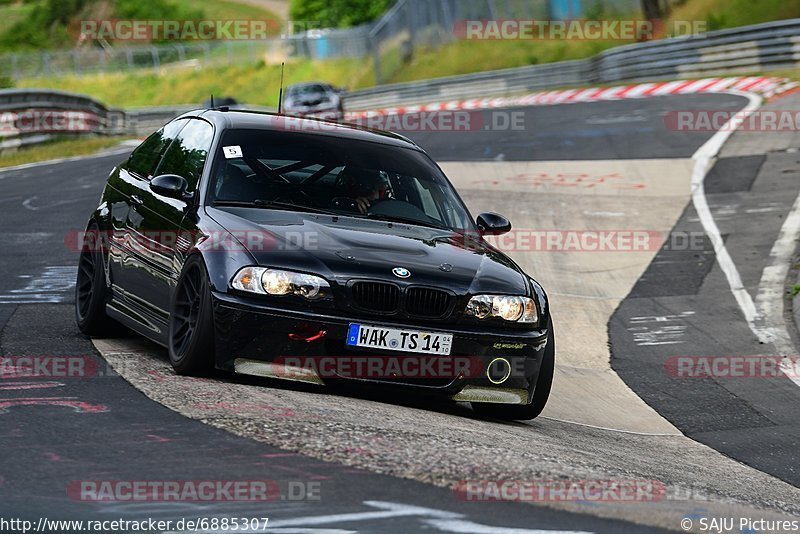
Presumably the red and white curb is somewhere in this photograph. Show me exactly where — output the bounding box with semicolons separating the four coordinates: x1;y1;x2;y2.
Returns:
346;76;798;120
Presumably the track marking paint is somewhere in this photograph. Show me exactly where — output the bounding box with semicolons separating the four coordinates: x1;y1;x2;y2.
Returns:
627;312;695;346
0;266;77;304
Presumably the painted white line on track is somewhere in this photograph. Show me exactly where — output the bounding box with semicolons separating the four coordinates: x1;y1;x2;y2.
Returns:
756;191;800;384
424;518;593;533
259;501;592;534
264;501;460;528
690;90;800;388
691;91;761;330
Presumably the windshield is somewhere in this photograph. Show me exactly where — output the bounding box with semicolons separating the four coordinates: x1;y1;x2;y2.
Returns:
208;128;475;231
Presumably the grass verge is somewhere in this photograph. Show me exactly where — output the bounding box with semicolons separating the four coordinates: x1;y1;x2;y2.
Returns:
0;135;130;168
17;57;374;108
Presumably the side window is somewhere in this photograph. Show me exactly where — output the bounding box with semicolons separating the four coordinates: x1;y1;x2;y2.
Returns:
155;119;214;192
126;120;185;179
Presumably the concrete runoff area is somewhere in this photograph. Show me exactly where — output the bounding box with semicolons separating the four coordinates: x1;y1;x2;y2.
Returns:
442;159;692;433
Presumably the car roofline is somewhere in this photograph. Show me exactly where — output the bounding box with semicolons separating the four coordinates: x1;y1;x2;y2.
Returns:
179;108;421;150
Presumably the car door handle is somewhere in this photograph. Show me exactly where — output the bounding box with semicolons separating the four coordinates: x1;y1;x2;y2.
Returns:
130;195;144;206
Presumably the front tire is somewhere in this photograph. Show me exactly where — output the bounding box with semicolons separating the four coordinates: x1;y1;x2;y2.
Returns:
168;256;215;376
472;322;555;421
75;224;114;336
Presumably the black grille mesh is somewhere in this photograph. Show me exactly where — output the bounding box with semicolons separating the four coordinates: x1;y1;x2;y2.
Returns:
351;282;400;312
405;287;451;317
350;282;452;318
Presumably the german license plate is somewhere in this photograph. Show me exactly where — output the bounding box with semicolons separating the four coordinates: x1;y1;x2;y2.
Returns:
346;324;453;355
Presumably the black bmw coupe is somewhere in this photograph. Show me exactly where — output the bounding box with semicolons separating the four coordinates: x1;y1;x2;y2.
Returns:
76;109;554;420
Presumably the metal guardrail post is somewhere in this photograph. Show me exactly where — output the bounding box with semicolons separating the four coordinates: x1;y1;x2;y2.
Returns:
487;0;498;20
150;46;160;71
406;0;416;48
371;33;382;86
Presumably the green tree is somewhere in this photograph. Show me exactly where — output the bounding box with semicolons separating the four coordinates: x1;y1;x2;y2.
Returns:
289;0;393;28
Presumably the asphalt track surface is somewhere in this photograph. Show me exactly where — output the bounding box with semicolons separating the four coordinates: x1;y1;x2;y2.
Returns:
1;94;799;532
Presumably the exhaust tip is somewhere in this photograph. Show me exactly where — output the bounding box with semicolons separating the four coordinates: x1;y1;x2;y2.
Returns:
486;357;512;384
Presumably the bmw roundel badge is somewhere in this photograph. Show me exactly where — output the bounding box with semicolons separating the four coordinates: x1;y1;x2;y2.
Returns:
392;267;411;278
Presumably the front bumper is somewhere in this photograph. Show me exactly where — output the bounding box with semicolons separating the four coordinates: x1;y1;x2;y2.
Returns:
211;292;549;404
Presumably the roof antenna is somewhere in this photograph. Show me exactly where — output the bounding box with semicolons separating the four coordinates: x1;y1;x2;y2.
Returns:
278;62;285;114
210;94;215;109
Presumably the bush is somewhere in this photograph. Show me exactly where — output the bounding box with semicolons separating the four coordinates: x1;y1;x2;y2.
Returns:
0;0;93;50
0;0;206;50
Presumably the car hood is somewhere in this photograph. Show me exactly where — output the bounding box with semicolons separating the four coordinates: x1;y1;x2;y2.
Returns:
207;207;530;296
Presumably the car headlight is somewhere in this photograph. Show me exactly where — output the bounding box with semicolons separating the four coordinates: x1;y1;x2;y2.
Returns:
465;295;538;324
231;267;330;300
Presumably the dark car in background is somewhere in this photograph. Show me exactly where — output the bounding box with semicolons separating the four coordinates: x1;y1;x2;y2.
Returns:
282;82;344;119
202;96;241;109
75;109;554;420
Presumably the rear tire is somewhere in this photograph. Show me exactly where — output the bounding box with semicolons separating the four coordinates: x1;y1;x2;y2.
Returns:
168;256;215;376
472;322;555;421
75;223;114;336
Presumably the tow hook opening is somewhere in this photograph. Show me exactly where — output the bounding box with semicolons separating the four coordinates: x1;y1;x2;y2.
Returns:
288;323;327;342
487;357;512;384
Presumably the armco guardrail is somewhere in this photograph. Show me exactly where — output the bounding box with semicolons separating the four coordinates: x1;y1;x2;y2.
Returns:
124;105;199;136
124;104;275;136
0;92;278;152
345;18;800;110
0;90;209;150
0;89;125;150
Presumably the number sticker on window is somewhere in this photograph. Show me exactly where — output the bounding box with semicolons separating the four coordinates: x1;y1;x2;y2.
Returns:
223;145;243;159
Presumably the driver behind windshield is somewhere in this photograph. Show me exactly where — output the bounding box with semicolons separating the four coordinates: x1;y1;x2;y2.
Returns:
336;166;392;214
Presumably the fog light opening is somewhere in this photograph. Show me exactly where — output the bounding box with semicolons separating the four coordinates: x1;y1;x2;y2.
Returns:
487;357;511;385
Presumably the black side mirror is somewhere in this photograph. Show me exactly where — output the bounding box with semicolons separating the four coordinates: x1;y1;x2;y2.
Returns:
150;174;190;200
476;212;512;236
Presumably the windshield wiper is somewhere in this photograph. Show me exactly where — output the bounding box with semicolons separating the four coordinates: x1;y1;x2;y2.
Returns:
365;213;446;230
213;199;337;215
